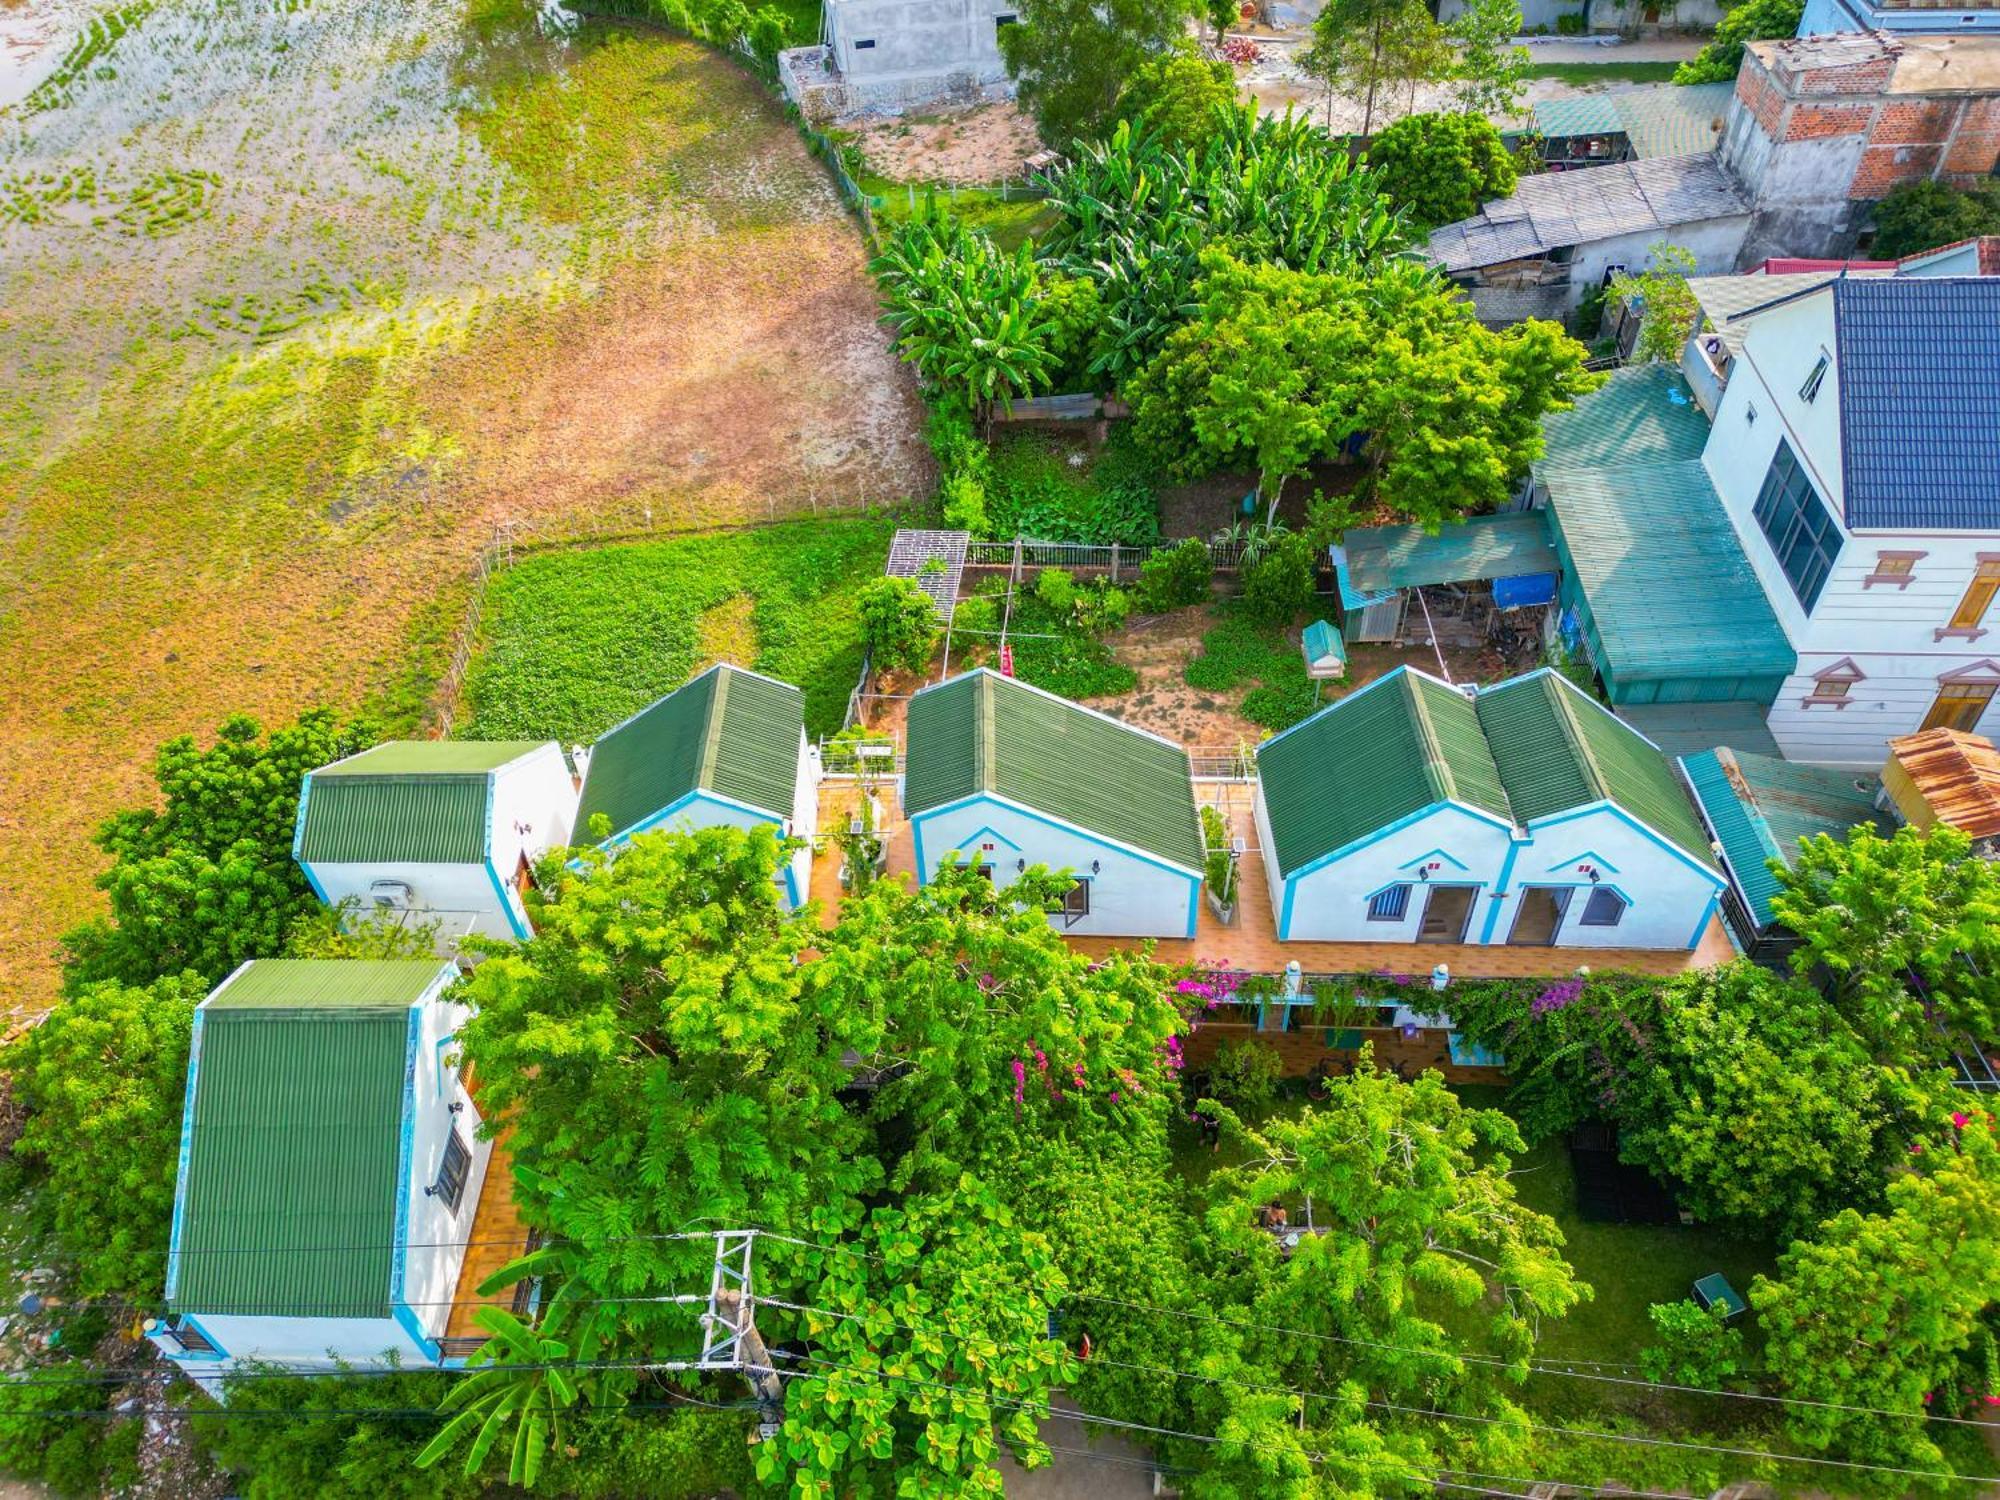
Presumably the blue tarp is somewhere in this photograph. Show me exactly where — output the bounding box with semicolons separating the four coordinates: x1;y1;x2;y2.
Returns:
1492;571;1558;609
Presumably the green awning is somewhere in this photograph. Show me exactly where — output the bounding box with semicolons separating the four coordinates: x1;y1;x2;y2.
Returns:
1344;512;1558;594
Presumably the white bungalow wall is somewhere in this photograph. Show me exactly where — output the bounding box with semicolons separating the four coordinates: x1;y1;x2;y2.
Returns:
492;744;579;880
633;786;814;910
1490;806;1723;951
1701;291;2000;768
401;992;490;1347
304;859;518;948
910;794;1199;939
1274;804;1515;945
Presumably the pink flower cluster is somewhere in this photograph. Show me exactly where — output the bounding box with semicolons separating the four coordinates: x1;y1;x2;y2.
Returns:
1532;978;1585;1017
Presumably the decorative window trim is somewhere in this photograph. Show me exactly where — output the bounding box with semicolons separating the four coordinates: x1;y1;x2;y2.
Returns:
1802;657;1865;709
1864;550;1926;590
1938;658;2000;685
1938;556;2000;642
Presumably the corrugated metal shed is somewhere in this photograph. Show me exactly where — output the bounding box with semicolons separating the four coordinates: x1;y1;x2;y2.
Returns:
1344;512;1558;594
1834;277;2000;529
903;669;1203;872
1536;367;1796;694
1883;728;2000;838
1427;154;1749;273
576;664;802;839
1681;748;1886;930
1533;94;1624;139
1256;669;1512;879
171;961;430;1319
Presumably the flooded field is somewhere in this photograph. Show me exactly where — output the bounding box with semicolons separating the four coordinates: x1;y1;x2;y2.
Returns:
0;0;927;1005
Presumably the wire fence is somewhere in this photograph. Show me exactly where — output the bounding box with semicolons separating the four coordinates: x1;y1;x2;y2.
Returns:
963;536;1253;576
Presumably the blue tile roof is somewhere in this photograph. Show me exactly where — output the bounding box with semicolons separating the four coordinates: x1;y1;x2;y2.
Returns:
1835;277;2000;530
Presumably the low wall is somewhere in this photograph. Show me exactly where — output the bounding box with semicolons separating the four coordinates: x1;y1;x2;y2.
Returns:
1183;1022;1505;1086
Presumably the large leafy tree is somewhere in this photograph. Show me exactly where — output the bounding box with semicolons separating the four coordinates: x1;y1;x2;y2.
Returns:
997;0;1198;145
1609;243;1700;365
1753;1115;2000;1480
5;972;206;1298
1117;46;1241;154
1871;180;2000;259
1299;0;1451;137
1674;0;1804;84
60;709;369;990
1365;112;1517;230
1200;1053;1585;1492
1446;0;1530;117
1772;824;2000;1058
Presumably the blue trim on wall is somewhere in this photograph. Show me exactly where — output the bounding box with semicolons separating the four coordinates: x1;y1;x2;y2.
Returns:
1479;839;1527;943
484;858;531;941
394;1302;442;1367
1363;877;1415;903
165;1009;209;1303
1685;891;1721;949
1281;800;1493;887
291;776;313;862
434;1034;456;1097
1526;803;1725;888
912;794;1203;882
1399;847;1469;873
173;1313;228;1361
912;814;930;886
1279;872;1295;942
782;860;801;910
1184;880;1198;939
953;824;1023;853
390;1010;422;1305
1541;849;1621;876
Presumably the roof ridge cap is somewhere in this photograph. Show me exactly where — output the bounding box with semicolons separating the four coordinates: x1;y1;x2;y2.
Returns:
978;672;997;793
697;669;730;793
1544;675;1612;806
1402;674;1456;806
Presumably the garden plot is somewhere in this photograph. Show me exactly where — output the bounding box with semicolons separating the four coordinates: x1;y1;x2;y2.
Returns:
0;0;926;1007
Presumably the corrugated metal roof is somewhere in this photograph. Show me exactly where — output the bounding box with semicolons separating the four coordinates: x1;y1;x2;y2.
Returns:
1682;748;1885;929
171;972;418;1318
298;775;491;865
208;959;450;1009
1612;83;1733;160
1344;512;1558;594
1536;368;1796;687
576;665;803;840
1256;669;1512;879
1834;277;2000;529
1533;94;1624;138
1428;153;1749;272
903;670;1204;873
316;741;543;776
1884;728;2000;837
1615;702;1783;760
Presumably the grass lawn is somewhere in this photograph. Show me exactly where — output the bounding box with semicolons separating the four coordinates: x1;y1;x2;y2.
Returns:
1522;60;1684;85
857;170;1057;251
462;517;896;744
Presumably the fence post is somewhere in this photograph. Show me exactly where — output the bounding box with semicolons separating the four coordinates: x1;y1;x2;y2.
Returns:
1110;542;1120;583
1010;536;1023;591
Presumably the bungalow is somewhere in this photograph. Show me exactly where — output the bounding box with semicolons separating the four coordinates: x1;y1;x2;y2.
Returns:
1255;666;1725;950
901;668;1205;938
574;665;819;908
294;740;577;948
147;960;490;1391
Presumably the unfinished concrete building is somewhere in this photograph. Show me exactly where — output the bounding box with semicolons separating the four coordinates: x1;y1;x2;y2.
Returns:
778;0;1016;121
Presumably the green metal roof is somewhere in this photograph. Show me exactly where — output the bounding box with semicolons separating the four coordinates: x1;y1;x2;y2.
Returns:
207;959;450;1009
1477;672;1717;865
171;961;436;1319
576;665;802;840
1533;94;1625;139
903;670;1204;873
1344;512;1558;594
1536;368;1795;689
1302;620;1345;668
1681;748;1885;929
298;775;492;865
1255;669;1513;879
315;741;544;777
1613;83;1733;160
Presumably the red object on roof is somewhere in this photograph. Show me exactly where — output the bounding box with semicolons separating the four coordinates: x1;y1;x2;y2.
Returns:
1752;257;1896;274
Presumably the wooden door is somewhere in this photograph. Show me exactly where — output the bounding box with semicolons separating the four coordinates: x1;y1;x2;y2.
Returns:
1418;884;1478;944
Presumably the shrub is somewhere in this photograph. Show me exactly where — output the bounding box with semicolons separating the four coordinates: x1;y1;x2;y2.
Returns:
1201;803;1237;905
953;593;999;637
1076;582;1131;636
746;3;787;63
1870;179;2000;259
1365;112;1518;229
1641;1300;1745;1389
1208;1037;1283;1115
1036;566;1078;614
857;575;941;676
986;428;1160;545
1137;538;1213;612
0;1362;142;1497
1183;615;1323;731
941;468;988;533
1239;532;1318;628
931;405;992;533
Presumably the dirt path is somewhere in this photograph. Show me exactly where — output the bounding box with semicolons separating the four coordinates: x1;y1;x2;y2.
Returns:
0;5;926;1007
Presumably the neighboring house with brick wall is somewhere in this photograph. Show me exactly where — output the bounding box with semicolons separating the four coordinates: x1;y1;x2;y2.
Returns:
1721;32;2000;261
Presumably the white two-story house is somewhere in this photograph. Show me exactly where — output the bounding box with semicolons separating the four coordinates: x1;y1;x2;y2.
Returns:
1685;273;2000;769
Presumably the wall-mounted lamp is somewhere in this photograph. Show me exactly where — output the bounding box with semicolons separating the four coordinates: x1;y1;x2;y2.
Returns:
1091;859;1101;875
448;1101;465;1115
1017;857;1026;873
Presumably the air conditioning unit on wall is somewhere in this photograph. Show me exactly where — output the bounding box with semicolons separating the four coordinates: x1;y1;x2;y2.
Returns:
369;879;414;911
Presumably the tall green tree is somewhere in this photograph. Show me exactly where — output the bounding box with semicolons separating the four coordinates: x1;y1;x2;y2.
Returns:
1674;0;1804;84
1609;243;1700;365
1446;0;1530;117
59;709;369;990
998;0;1199;144
1772;824;2000;1058
6;972;205;1298
1871;179;2000;259
1365;111;1518;229
1118;46;1241;154
1754;1115;2000;1479
1300;0;1451;137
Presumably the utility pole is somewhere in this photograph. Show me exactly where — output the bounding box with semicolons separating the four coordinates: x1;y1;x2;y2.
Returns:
715;1287;786;1438
693;1229;786;1440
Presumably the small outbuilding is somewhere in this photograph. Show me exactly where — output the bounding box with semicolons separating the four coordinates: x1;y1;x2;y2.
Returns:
901;668;1205;937
1331;511;1560;646
149;960;490;1390
1255;666;1725;949
294;740;577;947
574;665;819;908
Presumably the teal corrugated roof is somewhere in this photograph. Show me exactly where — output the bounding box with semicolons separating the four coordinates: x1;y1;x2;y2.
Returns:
1682;748;1885;929
1613;83;1732;160
1302;620;1345;668
903;670;1204;873
171;963;425;1318
1345;512;1558;594
576;665;802;840
1256;669;1512;879
1536;368;1795;688
1534;94;1625;139
298;775;491;865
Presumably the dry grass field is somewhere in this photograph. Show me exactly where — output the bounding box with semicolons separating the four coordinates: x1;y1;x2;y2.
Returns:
0;0;927;1006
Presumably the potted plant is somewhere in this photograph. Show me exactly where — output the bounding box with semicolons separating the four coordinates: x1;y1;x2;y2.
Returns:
1201;804;1238;924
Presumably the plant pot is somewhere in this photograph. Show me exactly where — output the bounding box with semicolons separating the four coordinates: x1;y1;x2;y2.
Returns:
1206;887;1237;925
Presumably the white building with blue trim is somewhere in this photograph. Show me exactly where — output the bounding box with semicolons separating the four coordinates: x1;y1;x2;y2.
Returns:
148;960;491;1392
900;669;1207;939
1254;667;1726;950
294;740;577;949
572;665;819;908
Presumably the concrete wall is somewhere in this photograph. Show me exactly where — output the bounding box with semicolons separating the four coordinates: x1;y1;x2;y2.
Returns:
788;732;821;910
1698;287;2000;766
304;859;516;948
611;781;815;910
908;792;1200;938
401;990;490;1346
1563;218;1753;308
492;745;579;881
825;0;1015;84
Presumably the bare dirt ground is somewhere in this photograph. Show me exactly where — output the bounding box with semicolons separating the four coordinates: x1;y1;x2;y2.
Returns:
852;99;1041;183
1095;606;1270;748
